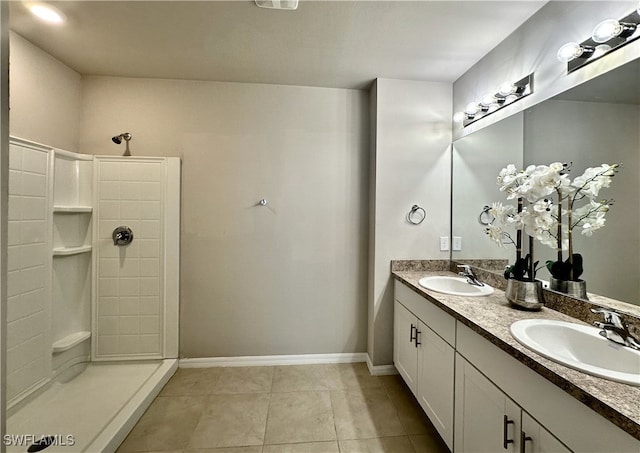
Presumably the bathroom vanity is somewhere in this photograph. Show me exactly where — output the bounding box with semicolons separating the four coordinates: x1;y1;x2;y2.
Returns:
392;269;640;453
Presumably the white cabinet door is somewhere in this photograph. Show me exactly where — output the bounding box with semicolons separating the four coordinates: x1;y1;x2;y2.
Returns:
522;412;572;453
416;320;455;450
455;353;520;453
394;300;418;393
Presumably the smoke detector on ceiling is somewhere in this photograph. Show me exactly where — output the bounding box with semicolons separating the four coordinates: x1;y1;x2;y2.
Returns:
255;0;298;10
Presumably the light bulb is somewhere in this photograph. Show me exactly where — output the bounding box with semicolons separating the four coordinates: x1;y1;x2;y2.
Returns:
453;112;465;123
592;19;636;43
592;44;612;59
498;83;515;97
556;42;593;63
480;94;497;107
486;104;499;113
28;4;64;24
464;102;479;115
504;94;518;104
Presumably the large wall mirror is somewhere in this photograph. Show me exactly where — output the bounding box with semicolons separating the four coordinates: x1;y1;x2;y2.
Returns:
452;57;640;305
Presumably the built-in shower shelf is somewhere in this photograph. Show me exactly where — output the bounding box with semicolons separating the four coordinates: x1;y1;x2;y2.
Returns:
53;245;92;256
52;331;91;353
54;205;93;213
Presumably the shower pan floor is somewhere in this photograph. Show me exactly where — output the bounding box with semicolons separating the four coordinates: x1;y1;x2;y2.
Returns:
6;359;177;453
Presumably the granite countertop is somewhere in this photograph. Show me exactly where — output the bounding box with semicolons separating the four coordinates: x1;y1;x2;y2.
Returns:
392;270;640;441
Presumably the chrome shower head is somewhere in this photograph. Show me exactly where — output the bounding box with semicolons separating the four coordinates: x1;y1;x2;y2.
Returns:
111;132;132;156
112;132;132;144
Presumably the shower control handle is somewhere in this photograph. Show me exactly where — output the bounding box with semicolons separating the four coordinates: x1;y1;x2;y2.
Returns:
112;226;134;246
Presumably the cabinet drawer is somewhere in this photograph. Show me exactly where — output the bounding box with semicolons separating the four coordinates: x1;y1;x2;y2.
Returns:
394;280;456;346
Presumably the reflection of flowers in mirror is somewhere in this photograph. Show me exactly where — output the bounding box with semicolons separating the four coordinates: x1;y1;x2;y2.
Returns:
485;162;620;283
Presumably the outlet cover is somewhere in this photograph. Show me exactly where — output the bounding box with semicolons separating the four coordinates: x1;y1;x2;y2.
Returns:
453;236;462;251
440;236;449;251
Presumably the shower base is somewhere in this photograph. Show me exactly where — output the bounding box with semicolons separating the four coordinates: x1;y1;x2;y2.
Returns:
6;359;177;453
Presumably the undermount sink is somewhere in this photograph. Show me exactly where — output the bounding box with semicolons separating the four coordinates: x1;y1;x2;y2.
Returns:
418;276;494;297
510;319;640;386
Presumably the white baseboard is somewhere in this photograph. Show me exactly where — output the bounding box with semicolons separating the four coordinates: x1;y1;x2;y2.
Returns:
366;355;398;376
180;352;368;368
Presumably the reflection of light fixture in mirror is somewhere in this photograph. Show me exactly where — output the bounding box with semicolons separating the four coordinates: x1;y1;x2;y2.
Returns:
479;94;498;112
498;82;516;97
452;112;465;123
503;94;518;104
592;44;612;59
559;8;640;73
556;42;595;63
453;73;533;127
464;102;479;118
592;19;637;43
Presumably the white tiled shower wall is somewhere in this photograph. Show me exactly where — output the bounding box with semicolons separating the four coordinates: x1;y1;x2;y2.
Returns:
6;143;51;403
95;158;165;358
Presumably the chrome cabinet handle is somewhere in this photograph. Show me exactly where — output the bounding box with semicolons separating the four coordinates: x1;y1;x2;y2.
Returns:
503;415;515;449
520;431;532;453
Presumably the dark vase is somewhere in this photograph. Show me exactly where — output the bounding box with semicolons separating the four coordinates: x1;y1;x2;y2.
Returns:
549;277;588;300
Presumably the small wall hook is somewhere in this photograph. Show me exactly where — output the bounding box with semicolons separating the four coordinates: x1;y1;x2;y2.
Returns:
259;198;268;206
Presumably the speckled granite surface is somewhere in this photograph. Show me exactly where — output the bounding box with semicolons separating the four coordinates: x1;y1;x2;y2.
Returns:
447;260;640;338
392;269;640;441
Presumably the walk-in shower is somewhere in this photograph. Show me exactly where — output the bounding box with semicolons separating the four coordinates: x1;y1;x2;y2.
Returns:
5;137;180;452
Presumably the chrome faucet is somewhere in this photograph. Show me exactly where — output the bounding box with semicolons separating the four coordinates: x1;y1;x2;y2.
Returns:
457;264;484;287
591;308;640;350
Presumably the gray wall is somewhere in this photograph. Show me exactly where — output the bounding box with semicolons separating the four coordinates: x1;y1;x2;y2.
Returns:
79;76;370;358
452;113;523;262
9;32;81;151
524;99;640;302
368;78;451;366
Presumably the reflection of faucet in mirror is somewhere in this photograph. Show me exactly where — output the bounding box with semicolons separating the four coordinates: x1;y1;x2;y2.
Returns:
591;308;640;350
457;264;484;287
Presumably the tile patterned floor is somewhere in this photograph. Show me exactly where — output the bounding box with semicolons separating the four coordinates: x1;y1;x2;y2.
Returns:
117;363;450;453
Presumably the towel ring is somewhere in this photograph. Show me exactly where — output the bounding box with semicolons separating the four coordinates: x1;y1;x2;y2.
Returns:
407;205;426;225
478;205;494;226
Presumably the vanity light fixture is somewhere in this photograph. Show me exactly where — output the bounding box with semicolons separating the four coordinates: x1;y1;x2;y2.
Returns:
453;74;533;127
592;19;637;43
557;8;640;72
556;42;595;63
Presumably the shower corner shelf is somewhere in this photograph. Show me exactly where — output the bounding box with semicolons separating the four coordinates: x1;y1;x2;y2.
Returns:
53;245;92;256
52;331;91;354
53;205;93;213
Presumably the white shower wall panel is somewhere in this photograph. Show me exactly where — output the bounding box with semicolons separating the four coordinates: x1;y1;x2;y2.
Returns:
6;142;51;405
94;158;167;359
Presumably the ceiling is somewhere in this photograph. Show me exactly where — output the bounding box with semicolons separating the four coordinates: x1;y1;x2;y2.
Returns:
9;0;547;90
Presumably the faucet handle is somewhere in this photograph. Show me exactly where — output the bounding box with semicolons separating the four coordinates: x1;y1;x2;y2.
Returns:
457;264;471;271
591;308;626;329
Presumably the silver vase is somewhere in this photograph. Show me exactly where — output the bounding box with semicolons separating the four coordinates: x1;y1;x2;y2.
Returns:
549;277;588;300
505;279;544;311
